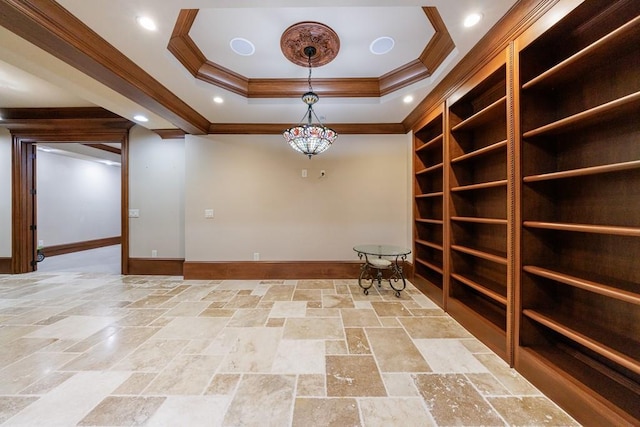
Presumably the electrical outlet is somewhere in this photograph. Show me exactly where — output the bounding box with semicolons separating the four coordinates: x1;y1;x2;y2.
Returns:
253;252;260;261
151;250;157;258
38;240;44;247
205;209;214;218
129;209;140;218
301;169;307;178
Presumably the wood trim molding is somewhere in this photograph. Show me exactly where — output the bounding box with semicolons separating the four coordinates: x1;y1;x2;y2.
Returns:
208;123;407;135
168;7;453;99
0;258;11;274
0;108;134;140
152;129;186;140
127;258;184;276
0;1;209;135
42;236;120;257
11;138;35;274
404;0;560;131
82;143;121;155
184;261;364;280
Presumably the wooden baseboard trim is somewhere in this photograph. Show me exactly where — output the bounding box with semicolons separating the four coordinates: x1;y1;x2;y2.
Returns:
516;347;635;426
183;261;372;280
0;257;11;274
43;236;121;257
128;258;184;276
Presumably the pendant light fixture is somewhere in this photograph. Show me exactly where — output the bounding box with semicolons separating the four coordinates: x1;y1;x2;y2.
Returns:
282;45;338;159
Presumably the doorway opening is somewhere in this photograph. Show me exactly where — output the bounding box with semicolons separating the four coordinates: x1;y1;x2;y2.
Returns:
8;110;133;274
34;142;122;274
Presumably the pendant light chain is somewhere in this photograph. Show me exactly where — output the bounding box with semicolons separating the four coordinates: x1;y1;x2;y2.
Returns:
308;51;313;92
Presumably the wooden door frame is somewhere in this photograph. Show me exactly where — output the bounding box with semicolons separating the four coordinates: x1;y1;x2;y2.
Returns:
5;109;133;274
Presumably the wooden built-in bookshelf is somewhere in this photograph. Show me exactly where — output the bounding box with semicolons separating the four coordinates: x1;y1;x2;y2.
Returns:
446;52;512;362
515;0;640;424
413;106;447;306
410;1;638;423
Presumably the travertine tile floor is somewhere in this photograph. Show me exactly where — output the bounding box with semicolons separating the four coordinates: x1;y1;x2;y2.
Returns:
0;272;579;426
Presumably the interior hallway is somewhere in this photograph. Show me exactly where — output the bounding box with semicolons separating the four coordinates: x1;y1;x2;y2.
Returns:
36;245;121;275
0;266;578;426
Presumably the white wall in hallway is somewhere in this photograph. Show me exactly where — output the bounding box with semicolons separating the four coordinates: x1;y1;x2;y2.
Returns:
37;149;120;246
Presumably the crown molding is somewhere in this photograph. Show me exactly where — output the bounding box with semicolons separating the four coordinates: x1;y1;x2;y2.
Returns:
168;7;453;99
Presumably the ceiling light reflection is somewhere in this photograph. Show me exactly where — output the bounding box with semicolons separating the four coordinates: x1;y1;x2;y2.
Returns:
464;13;483;28
136;16;157;31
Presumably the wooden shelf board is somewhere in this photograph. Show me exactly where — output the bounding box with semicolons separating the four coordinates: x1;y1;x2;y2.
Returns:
523;309;640;376
416;134;444;152
415;162;444;175
451;96;507;132
415;239;444;251
415;218;444;225
415;258;444;275
523;265;640;306
523;91;640;138
523;16;640;90
415;191;444;199
450;244;508;265
523;221;640;237
524;160;640;182
451;216;507;225
451;179;508;192
451;272;507;305
451;139;507;164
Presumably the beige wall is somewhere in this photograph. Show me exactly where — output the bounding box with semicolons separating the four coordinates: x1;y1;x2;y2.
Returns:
184;133;412;262
128;125;185;258
3;126;413;264
0;128;11;257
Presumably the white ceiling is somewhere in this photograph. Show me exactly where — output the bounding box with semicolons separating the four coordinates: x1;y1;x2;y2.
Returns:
0;0;518;131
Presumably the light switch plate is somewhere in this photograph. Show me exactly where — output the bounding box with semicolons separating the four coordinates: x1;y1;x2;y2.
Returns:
205;209;214;218
128;209;139;218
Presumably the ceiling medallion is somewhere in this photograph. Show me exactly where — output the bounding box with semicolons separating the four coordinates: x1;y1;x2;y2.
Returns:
280;21;340;67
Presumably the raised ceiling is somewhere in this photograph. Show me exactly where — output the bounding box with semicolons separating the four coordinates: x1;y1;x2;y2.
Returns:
0;0;520;134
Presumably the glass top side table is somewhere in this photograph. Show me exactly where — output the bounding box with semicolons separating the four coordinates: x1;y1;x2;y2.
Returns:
353;244;411;297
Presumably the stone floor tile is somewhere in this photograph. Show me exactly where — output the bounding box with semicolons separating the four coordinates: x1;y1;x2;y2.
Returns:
488;396;580;426
413;373;504;426
326;355;386;397
223;374;295;426
292;397;361;427
359;397;436;427
0;271;576;426
77;396;166;426
366;327;431;372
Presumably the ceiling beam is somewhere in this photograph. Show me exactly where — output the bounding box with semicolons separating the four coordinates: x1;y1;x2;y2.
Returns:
0;0;210;135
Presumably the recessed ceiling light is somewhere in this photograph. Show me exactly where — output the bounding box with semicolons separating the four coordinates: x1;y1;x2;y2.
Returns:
370;36;395;55
230;38;255;56
213;96;224;104
136;16;157;31
403;95;414;103
133;115;148;122
464;13;483;28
